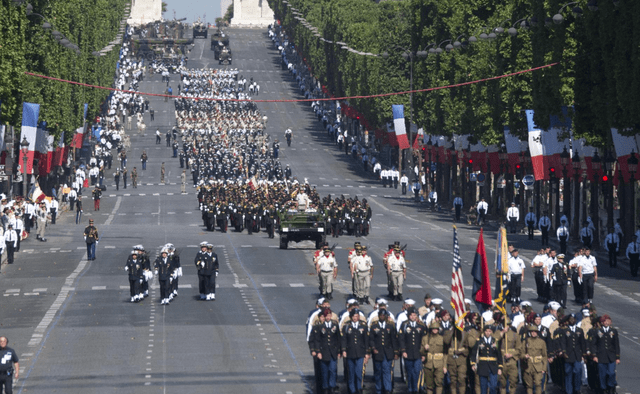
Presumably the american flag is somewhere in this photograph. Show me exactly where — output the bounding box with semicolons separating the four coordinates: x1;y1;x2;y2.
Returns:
451;225;467;330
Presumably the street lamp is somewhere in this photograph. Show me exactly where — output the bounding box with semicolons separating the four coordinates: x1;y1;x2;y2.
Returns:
560;146;570;225
508;18;531;36
572;152;582;237
553;2;584;24
20;136;29;197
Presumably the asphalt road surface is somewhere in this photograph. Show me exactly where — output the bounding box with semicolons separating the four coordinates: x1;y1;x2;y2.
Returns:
1;28;639;394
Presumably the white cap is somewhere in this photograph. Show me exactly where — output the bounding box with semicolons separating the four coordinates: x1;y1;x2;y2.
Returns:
482;310;494;323
347;298;358;305
581;308;590;316
464;298;472;305
317;297;325;305
378;298;388;305
520;300;532;307
432;298;443;306
404;299;416;305
549;301;561;311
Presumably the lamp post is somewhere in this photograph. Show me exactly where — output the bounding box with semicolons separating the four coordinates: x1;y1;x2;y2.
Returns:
20;136;29;197
591;150;602;245
499;150;508;211
604;150;616;230
572;152;582;238
560;146;570;227
628;151;638;240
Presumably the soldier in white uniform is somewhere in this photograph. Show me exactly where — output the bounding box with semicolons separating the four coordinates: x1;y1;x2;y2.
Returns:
556;219;570;255
476;198;488;225
578;248;597;305
506;202;519;233
386;245;407;301
508;248;525;303
316;247;338;300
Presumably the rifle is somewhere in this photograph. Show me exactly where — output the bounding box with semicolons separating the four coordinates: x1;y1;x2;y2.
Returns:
329;243;338;252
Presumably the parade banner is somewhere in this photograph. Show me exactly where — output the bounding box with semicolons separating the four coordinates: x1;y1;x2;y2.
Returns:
392;105;410;150
19;102;40;174
72;103;88;148
471;228;492;312
451;226;467;331
493;227;510;315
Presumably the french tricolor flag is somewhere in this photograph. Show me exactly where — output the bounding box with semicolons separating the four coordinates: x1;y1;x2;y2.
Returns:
19;102;40;175
392;105;410;150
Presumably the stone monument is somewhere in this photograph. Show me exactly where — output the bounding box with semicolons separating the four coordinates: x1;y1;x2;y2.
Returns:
127;0;162;25
231;0;274;27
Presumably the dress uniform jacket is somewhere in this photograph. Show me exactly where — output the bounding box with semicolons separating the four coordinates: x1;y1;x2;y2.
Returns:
591;326;620;363
313;322;341;360
399;321;426;360
341;322;369;358
470;336;503;376
559;326;587;363
126;257;144;280
368;321;398;361
154;256;174;280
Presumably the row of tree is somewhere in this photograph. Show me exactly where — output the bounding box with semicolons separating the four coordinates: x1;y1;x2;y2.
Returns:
0;0;128;143
269;0;640;147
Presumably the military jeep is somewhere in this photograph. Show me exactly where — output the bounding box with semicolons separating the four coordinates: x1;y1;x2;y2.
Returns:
218;47;232;65
278;210;326;249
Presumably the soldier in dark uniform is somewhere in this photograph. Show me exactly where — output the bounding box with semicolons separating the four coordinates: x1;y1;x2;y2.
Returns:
154;248;174;305
309;310;328;394
591;315;620;394
83;219;99;260
265;204;276;238
341;308;370;394
125;250;144;302
167;244;181;299
195;242;211;300
558;314;587;394
368;309;398;394
205;243;219;300
312;308;341;394
399;307;426;394
137;245;152;298
470;325;503;394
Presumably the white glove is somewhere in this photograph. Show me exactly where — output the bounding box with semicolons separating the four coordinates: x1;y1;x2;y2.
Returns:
578;277;582;285
154;270;158;275
125;266;129;271
139;279;143;284
216;272;218;277
178;267;183;277
169;277;173;284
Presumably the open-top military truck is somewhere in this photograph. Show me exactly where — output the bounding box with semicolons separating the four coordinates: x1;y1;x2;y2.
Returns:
218;47;232;65
211;30;230;60
193;18;208;38
278;210;326;249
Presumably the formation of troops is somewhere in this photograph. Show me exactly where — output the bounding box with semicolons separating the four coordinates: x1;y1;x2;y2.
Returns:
306;295;621;394
123;242;219;304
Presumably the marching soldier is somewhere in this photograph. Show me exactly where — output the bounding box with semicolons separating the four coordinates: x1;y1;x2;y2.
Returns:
83;219;99;260
580;222;594;249
166;244;181;299
497;317;521;394
386;245;407;301
591;315;620;394
558;314;587;394
317;247;338;300
369;309;398;394
399;307;426;394
348;242;362;297
136;245;152;298
557;219;570;255
626;235;640;277
523;325;547;394
353;246;373;305
506;202;519;234
195;242;211;300
341;309;370;394
205;243;219;300
311;308;341;394
470;324;503;394
445;314;467;394
463;313;482;394
154;248;175;305
125;250;144;302
421;321;448;394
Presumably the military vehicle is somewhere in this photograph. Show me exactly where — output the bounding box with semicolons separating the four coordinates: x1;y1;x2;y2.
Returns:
218;47;232;65
193;18;208;38
210;29;230;60
278;210;326;249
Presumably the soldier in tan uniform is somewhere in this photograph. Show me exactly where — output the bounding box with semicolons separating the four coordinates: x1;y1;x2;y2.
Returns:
316;247;338;300
421;321;448;394
353;246;374;305
444;316;468;394
523;325;548;394
347;242;361;296
386;245;407;301
497;317;522;394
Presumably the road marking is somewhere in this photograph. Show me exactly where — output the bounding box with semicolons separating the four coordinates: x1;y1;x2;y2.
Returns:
241;245;253;248
177;284;192;289
92;286;107;290
105;196;122;225
104;246;116;249
33;288;47;292
261;283;277;287
5;289;20;293
23;293;39;296
233;284;248;288
407;284;423;288
120;286;129;290
289;283;304;287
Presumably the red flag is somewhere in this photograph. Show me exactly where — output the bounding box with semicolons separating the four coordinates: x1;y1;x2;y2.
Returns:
471;228;492;310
